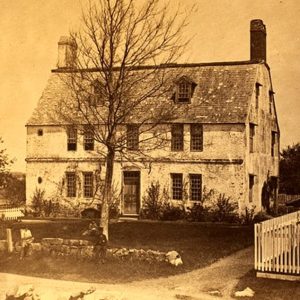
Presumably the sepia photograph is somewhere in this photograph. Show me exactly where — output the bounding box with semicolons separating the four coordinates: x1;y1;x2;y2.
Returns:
0;0;300;299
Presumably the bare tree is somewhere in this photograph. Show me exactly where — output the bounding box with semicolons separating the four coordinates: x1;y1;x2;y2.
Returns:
54;0;193;238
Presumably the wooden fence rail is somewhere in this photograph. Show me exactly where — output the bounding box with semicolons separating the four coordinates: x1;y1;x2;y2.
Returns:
0;207;24;221
255;212;300;277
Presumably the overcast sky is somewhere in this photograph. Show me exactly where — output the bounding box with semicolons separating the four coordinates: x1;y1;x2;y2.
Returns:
0;0;299;171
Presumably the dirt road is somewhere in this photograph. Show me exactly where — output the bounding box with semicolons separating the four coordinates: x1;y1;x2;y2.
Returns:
0;246;253;300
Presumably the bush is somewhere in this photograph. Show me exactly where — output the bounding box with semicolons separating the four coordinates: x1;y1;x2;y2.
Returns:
210;194;238;223
239;206;256;225
186;203;209;222
140;182;166;220
252;211;273;223
160;202;185;221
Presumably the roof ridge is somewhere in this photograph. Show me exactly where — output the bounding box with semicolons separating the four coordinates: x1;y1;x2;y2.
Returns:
51;60;267;73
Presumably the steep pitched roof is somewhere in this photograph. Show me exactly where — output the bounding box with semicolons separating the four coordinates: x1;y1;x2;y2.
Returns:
27;61;261;125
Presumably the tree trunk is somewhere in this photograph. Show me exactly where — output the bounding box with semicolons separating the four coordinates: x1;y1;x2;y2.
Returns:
100;149;115;240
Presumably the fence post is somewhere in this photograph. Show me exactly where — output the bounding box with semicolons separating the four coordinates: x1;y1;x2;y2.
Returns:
6;228;13;253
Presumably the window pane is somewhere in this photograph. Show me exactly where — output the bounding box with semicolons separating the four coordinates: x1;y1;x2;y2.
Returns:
84;173;93;198
84;126;94;150
171;124;184;151
190;124;203;151
178;81;191;103
67;173;76;197
171;173;183;200
127;125;139;150
67;127;77;151
190;174;202;201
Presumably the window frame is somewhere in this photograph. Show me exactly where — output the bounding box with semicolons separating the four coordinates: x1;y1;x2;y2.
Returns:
255;82;262;109
171;124;184;151
83;172;94;198
126;124;139;151
84;126;94;151
249;123;255;153
176;80;192;103
67;127;77;151
189;174;202;201
190;124;203;151
66;172;76;198
249;174;255;203
171;173;183;200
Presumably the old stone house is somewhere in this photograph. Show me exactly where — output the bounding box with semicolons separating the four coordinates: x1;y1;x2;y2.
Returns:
26;20;279;216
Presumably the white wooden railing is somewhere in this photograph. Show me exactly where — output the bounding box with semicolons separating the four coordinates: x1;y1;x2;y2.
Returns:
255;211;300;275
0;207;24;221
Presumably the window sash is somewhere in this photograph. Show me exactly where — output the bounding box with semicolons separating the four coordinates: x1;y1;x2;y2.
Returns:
67;127;77;151
171;173;183;200
84;126;94;150
249;124;255;153
171;124;184;151
66;173;76;197
127;125;139;150
190;124;203;151
83;173;93;198
190;174;202;201
178;81;191;102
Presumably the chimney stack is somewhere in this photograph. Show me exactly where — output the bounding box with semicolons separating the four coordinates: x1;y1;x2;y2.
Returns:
57;36;77;69
250;19;266;62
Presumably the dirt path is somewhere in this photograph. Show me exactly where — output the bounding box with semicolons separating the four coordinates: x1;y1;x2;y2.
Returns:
0;246;253;300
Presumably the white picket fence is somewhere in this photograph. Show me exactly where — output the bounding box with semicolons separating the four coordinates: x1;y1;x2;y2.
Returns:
255;211;300;275
0;207;24;221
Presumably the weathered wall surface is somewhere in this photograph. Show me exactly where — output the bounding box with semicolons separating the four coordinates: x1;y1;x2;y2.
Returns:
246;64;280;211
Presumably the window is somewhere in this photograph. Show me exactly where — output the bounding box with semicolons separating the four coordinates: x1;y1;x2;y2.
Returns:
269;91;274;114
171;124;184;151
83;172;93;198
271;131;277;157
67;127;77;151
66;172;76;197
249;124;255;153
171;173;183;200
255;83;261;108
37;129;43;136
127;125;139;150
189;174;202;201
84;126;94;151
90;80;102;106
249;175;255;203
177;81;191;103
190;124;203;151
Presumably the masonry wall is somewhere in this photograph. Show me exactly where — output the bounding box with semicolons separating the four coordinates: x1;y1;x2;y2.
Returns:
26;123;247;212
246;64;280;211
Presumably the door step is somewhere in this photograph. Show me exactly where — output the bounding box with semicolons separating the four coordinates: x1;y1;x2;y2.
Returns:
118;215;139;222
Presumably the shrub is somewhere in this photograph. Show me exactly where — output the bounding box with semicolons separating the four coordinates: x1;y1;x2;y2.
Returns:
239;206;256;225
252;211;273;223
160;202;185;221
210;193;239;223
186;203;209;222
140;181;166;220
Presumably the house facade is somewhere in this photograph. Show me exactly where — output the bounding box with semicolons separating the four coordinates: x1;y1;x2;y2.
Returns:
26;19;280;215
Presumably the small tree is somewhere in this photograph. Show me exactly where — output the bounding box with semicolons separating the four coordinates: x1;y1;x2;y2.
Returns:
279;143;300;194
52;0;194;238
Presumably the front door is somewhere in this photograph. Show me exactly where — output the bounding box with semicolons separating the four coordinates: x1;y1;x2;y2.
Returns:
123;171;140;215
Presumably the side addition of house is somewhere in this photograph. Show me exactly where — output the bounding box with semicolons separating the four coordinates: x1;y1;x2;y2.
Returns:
26;19;280;216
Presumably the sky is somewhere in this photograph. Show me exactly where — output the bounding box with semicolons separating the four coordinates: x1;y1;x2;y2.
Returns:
0;0;300;172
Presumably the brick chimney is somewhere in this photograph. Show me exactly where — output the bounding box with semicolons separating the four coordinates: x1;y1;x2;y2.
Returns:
250;19;266;62
57;36;77;69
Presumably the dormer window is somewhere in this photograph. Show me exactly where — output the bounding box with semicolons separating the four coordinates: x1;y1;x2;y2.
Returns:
174;76;196;103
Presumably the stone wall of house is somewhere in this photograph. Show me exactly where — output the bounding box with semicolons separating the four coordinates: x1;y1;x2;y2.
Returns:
26;123;246;211
246;64;280;211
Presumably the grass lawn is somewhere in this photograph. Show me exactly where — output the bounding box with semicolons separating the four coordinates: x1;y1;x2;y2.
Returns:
0;220;253;283
234;269;300;300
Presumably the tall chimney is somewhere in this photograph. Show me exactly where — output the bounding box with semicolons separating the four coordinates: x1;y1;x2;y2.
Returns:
250;19;266;62
57;36;77;69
